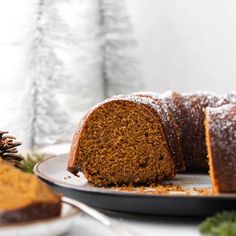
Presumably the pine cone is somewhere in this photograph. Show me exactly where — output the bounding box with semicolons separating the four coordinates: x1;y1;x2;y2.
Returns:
0;131;24;169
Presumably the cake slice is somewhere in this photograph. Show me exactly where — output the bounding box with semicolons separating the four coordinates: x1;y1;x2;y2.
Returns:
205;104;236;193
68;95;175;186
0;159;61;224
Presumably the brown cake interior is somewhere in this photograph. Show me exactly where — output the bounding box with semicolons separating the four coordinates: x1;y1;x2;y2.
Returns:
69;99;175;186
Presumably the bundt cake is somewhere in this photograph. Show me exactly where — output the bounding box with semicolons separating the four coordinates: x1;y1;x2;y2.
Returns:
68;95;175;186
205;104;236;193
68;91;236;192
0;159;61;224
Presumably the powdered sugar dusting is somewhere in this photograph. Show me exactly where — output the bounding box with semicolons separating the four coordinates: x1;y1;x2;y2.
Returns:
157;90;176;100
207;104;236;151
132;91;157;97
216;92;236;107
206;103;236;191
108;94;171;120
75;93;170;136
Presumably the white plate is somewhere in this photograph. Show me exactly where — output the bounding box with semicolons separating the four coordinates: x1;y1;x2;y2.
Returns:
0;199;79;236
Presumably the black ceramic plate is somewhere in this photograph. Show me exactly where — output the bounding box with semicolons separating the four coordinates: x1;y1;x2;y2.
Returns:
34;155;236;216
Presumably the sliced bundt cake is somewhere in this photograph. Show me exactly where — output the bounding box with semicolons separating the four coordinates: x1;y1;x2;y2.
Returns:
0;159;61;224
68;95;175;186
68;91;236;189
205;104;236;193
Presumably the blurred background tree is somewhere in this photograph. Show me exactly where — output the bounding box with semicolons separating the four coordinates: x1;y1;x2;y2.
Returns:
18;0;142;150
21;0;70;149
99;0;142;97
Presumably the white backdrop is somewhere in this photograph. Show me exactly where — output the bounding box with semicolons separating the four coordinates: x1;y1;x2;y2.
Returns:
1;0;236;149
0;0;142;149
127;0;236;93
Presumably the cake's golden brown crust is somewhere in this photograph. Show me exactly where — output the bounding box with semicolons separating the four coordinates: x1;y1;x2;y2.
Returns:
68;109;93;175
68;96;175;186
205;111;218;192
205;104;236;193
0;160;61;224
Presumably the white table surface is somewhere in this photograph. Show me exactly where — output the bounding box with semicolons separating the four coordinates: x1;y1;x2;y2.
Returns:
67;211;202;236
38;144;202;236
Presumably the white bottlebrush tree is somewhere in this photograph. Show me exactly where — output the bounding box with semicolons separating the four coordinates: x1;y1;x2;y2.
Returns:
99;0;143;97
53;0;104;127
19;0;142;150
21;0;71;149
52;0;142;124
0;0;39;149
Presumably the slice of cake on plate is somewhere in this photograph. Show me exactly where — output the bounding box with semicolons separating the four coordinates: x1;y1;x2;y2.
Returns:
0;159;61;224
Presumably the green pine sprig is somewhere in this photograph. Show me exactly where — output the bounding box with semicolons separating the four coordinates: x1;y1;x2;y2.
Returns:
22;154;45;173
200;211;236;236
